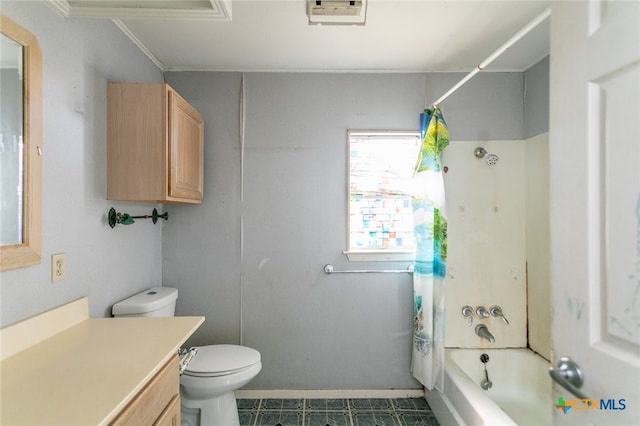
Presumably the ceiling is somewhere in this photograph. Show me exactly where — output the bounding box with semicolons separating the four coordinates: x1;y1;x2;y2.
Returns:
48;0;551;73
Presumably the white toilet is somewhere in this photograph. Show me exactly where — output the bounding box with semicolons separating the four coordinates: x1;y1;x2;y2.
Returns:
112;287;261;426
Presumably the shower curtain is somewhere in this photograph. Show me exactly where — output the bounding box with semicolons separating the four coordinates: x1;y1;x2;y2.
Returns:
411;108;449;391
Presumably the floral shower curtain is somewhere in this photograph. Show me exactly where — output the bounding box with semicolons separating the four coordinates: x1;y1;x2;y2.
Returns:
411;108;449;391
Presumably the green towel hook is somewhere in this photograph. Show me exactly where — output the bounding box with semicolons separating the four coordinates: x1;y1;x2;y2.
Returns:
108;207;169;228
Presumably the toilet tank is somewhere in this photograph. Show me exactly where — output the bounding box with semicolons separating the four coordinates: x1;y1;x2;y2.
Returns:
112;287;178;317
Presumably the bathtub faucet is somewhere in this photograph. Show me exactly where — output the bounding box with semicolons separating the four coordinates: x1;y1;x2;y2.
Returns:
475;324;495;343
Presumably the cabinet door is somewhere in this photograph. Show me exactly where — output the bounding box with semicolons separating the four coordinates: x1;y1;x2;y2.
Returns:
153;395;180;426
110;356;179;426
168;90;204;201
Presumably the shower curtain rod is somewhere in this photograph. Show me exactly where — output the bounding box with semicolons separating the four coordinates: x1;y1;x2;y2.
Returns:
428;7;551;109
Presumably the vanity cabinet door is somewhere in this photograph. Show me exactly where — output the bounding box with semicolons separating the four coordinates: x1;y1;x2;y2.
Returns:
154;395;180;426
110;355;180;426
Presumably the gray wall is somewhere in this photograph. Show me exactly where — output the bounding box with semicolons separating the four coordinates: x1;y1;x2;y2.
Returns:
0;1;164;327
163;71;527;389
524;56;550;138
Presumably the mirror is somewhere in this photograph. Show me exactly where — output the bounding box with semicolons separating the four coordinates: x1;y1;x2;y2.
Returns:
0;15;42;271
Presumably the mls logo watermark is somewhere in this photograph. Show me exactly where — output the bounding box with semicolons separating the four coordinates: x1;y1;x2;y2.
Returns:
555;396;627;413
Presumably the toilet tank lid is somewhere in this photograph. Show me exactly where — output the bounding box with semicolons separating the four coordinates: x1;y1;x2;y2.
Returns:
112;286;178;315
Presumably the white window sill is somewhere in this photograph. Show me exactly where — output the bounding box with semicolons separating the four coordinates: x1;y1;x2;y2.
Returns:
343;250;415;262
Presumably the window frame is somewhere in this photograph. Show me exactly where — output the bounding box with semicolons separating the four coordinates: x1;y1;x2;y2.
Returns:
344;130;419;262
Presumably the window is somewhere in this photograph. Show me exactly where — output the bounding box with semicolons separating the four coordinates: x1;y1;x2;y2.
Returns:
346;130;420;261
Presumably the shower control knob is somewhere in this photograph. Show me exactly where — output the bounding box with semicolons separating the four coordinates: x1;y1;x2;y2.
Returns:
476;306;490;318
490;305;510;325
461;305;474;326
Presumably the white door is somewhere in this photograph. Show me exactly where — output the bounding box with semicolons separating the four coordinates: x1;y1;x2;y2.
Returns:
550;1;640;425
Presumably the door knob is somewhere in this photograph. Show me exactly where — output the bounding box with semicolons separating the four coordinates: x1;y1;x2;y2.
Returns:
549;357;590;400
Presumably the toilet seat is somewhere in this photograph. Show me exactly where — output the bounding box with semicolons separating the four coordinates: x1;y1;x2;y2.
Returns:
182;344;261;378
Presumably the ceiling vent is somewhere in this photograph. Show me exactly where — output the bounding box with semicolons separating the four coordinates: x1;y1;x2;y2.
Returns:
45;0;232;20
307;0;367;25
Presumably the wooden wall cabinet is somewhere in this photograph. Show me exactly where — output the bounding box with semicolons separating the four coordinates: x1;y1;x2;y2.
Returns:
110;355;180;426
108;83;204;204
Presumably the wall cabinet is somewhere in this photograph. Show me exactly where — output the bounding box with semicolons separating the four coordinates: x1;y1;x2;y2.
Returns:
110;355;180;426
108;83;204;204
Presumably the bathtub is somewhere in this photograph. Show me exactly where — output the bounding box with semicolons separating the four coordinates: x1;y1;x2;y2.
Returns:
425;349;552;426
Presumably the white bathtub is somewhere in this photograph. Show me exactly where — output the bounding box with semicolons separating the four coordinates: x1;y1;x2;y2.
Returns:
426;349;552;426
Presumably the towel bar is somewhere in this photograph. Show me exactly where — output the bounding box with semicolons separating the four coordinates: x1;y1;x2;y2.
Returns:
323;264;413;274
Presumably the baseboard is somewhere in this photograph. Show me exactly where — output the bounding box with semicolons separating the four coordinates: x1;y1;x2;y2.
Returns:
235;389;425;399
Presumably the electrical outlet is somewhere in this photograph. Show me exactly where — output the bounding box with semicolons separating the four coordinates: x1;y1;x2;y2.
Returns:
51;253;66;282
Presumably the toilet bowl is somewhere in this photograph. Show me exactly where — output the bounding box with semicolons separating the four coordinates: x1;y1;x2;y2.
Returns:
112;287;261;426
180;345;261;426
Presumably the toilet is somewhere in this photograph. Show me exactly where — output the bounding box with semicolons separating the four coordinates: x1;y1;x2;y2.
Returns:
112;287;261;426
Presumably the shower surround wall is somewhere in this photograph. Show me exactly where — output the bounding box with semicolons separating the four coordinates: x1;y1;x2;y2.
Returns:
163;70;545;389
442;132;549;351
443;139;527;348
524;56;551;360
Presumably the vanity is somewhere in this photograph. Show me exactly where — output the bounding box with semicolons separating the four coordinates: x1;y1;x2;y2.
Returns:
0;298;204;425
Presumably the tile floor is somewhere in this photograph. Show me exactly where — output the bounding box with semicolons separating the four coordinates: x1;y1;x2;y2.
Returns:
237;397;440;426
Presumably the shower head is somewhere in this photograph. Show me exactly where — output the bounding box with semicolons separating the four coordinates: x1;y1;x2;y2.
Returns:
474;147;499;166
485;154;499;166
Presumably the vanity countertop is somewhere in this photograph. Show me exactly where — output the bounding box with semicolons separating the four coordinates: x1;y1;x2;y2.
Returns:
0;297;204;425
